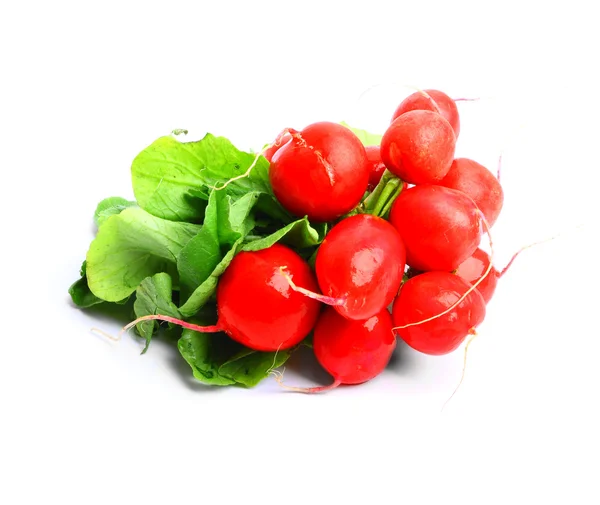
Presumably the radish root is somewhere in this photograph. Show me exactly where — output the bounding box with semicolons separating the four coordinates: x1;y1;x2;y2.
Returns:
209;128;294;191
91;327;120;342
273;368;342;394
265;343;284;377
496;153;503;182
279;267;346;307
441;329;479;412
120;314;222;339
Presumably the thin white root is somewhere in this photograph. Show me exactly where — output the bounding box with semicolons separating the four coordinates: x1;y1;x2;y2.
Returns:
441;330;479;412
265;343;284;377
91;327;120;342
210;148;266;191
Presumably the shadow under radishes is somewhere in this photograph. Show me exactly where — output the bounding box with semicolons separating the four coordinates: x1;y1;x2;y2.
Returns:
279;345;333;387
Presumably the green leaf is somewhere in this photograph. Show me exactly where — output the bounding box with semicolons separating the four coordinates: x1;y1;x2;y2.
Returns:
94;197;137;227
340;121;383;146
242;217;326;251
178;329;238;386
86;207;200;302
178;238;244;318
178;327;291;388
218;191;259;245
68;261;104;308
219;348;290;387
131;133;283;222
133;273;181;354
177;189;259;301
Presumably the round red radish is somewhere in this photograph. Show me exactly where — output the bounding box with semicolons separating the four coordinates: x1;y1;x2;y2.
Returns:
263;132;292;162
455;248;499;303
314;307;396;385
392;271;486;355
216;244;321;351
439;158;504;227
315;214;406;321
124;244;321;352
269;122;369;222
389;185;482;272
380;110;456;185
365;145;386;190
391;89;460;137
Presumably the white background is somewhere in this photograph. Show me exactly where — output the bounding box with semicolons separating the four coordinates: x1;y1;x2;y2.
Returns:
2;1;599;503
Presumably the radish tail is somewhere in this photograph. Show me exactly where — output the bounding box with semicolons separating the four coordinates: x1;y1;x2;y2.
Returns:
121;314;223;338
279;267;346;307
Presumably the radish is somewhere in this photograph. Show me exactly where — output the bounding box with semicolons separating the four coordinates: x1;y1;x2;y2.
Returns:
269;122;369;222
392;271;486;355
123;244;321;352
391;89;460;137
277;307;396;392
284;214;405;321
455;248;499;303
389;185;482;272
380;110;456;185
263;132;292;162
365;145;386;190
439;158;504;227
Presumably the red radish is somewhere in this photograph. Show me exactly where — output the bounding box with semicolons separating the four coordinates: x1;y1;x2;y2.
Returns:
310;214;405;320
365;145;386;190
439;158;504;227
276;307;396;393
269;122;369;222
313;307;396;386
263;132;292;162
389;185;482;272
123;244;321;352
380;110;456;185
455;248;499;303
391;89;460;137
392;271;486;355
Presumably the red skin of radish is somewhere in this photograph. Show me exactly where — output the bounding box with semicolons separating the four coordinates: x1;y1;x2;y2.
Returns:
392;272;486;355
389;185;482;272
263;132;292;162
439;158;504;227
455;248;499;303
380;110;456;185
216;244;321;351
391;89;460;137
315;214;406;321
365;145;386;190
314;307;396;384
269;122;369;222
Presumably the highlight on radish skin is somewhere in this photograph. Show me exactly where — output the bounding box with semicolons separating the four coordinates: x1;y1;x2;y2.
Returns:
280;214;406;321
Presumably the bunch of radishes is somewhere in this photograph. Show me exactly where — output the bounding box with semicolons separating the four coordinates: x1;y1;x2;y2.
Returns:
128;88;507;392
